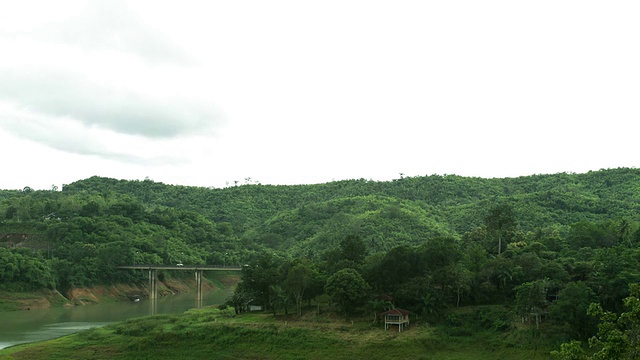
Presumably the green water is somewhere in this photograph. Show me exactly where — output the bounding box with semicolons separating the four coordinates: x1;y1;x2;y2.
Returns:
0;288;233;350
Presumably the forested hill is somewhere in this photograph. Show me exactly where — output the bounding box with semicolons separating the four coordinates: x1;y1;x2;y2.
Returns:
64;167;639;238
1;168;639;292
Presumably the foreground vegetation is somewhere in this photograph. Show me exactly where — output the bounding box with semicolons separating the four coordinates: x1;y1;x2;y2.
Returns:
0;305;558;360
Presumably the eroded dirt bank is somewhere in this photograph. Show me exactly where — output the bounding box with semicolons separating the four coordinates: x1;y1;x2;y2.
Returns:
0;274;240;311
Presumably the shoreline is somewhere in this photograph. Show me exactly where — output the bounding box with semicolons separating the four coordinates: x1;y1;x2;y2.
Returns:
0;273;240;312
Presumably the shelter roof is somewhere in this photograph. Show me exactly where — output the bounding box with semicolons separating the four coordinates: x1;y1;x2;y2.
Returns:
380;308;411;316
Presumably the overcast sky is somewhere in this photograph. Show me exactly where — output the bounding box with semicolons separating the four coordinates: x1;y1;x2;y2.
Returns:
1;1;638;190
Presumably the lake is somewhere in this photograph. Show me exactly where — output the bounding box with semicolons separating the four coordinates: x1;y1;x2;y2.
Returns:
0;287;233;350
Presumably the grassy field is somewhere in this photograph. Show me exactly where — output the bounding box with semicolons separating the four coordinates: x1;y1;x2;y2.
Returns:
0;305;560;360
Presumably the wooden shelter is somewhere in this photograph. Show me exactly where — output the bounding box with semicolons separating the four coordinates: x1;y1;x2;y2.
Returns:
381;308;411;332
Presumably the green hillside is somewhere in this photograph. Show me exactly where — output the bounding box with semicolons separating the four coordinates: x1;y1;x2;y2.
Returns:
3;168;640;356
1;168;639;291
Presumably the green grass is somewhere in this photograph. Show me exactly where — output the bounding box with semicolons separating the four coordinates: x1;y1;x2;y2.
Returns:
0;290;68;311
0;306;559;360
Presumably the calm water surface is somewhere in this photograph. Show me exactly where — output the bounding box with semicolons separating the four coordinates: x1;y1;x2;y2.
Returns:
0;288;233;350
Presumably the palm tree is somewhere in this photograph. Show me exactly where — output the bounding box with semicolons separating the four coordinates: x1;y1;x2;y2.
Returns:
368;297;394;324
617;219;633;246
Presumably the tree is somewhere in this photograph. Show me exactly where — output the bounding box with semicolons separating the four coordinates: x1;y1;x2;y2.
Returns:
418;237;467;307
553;283;640;360
227;287;254;314
617;219;633;247
269;284;292;315
325;268;370;316
362;245;424;295
514;279;548;328
418;236;463;271
450;263;472;307
0;248;55;290
567;222;617;249
550;282;598;341
367;296;394;324
586;283;640;359
339;234;367;266
394;276;441;316
236;253;280;311
482;255;520;300
284;261;318;317
551;341;588;360
485;204;516;255
591;247;640;312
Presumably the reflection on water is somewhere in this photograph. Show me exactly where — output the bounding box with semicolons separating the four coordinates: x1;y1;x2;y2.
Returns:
0;287;233;350
150;297;157;316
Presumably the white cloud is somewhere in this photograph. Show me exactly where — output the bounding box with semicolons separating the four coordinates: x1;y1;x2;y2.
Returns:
0;0;223;142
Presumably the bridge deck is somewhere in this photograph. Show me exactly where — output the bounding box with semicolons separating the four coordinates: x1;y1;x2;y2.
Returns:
118;265;243;271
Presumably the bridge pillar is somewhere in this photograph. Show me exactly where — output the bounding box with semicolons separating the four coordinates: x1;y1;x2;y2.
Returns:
149;269;158;300
195;270;204;308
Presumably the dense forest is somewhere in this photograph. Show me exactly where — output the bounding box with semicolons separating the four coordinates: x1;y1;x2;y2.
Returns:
2;168;640;356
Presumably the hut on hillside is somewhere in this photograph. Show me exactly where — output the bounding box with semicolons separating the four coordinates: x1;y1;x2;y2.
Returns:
380;308;411;332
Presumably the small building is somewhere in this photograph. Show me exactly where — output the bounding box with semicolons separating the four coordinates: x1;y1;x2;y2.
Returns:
381;308;411;332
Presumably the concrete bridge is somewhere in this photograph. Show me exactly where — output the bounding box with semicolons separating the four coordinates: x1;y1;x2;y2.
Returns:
118;265;243;308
